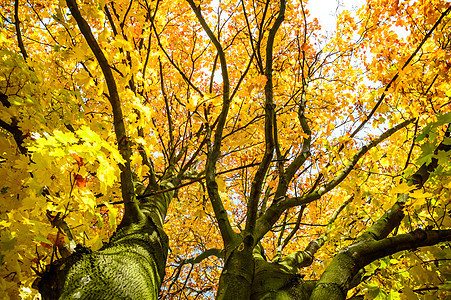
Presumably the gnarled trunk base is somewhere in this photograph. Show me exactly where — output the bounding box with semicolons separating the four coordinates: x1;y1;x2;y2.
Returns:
36;217;168;300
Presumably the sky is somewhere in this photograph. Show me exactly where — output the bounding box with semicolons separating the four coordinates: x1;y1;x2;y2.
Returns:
307;0;366;32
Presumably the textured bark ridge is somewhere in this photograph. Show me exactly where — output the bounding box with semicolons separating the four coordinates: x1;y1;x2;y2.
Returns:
37;217;168;300
251;264;313;300
250;245;316;300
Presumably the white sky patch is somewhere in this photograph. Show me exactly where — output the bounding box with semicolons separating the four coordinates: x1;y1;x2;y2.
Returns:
306;0;366;33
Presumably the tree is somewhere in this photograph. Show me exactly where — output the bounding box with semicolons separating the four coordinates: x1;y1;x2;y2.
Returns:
0;0;450;298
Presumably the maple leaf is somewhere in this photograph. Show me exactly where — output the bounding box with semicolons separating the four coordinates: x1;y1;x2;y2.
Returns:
390;182;416;195
74;174;87;188
71;152;84;167
1;0;451;299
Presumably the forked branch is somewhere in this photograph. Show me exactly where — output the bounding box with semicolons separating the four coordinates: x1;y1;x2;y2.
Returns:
255;118;414;241
245;0;286;234
186;0;236;245
311;124;451;300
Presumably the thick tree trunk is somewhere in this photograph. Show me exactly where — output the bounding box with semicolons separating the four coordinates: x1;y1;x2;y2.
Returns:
216;245;255;300
37;216;168;300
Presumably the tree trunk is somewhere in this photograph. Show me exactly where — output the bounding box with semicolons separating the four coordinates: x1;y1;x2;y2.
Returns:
216;244;255;300
37;216;168;300
250;245;316;300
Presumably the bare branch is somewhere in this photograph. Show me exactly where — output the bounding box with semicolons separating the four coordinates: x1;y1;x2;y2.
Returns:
158;57;175;160
280;205;305;250
149;13;204;97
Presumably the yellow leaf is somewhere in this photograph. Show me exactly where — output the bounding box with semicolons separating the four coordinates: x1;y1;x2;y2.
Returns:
77;125;101;144
380;157;390;168
187;95;201;112
193;209;206;219
104;203;118;229
79;190;96;211
97;158;118;193
0;220;11;228
217;176;226;192
410;197;427;210
85;235;104;251
14;156;29;170
408;190;433;199
390;182;415;194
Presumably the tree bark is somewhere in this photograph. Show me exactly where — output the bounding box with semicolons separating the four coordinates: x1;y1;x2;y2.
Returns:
37;215;168;300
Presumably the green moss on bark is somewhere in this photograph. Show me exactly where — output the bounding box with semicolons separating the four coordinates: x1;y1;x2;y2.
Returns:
37;217;168;300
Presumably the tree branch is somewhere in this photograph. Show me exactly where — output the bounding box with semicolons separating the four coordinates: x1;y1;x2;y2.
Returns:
245;0;286;235
360;229;451;267
0;93;27;154
273;88;312;203
358;123;451;242
310;124;451;300
14;0;28;60
291;119;414;204
277;195;353;268
66;0;141;227
158;57;175;162
186;0;236;246
310;229;451;300
345;4;451;142
149;14;204;97
186;248;224;264
255;118;414;241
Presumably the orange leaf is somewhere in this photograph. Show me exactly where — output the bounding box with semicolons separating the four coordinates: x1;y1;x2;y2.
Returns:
71;152;84;167
74;174;87;188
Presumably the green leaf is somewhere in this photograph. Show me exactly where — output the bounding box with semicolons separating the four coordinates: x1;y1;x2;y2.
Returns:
400;286;418;300
416;142;437;165
95;212;104;228
364;262;379;276
367;284;381;299
416;112;451;142
387;290;401;300
0;231;16;251
439;281;451;291
436;112;451;124
35;234;52;246
435;150;451;166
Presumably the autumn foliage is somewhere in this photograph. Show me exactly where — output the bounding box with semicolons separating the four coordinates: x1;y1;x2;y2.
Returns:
0;0;451;299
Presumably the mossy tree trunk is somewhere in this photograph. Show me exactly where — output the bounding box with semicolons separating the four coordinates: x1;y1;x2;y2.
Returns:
31;1;451;300
37;215;168;300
